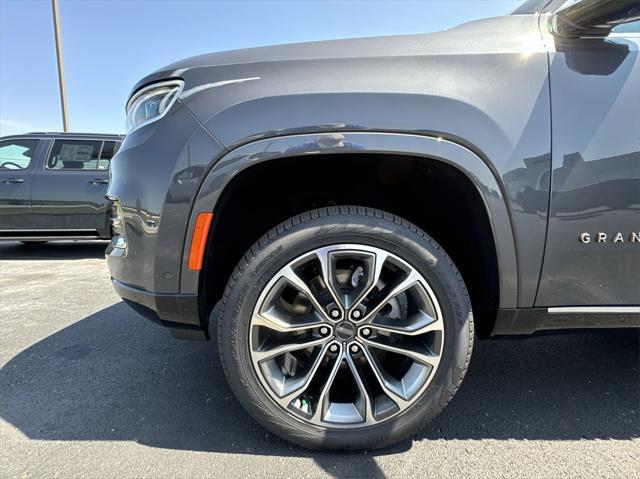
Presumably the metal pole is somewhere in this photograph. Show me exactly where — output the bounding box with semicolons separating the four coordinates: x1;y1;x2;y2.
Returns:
51;0;69;132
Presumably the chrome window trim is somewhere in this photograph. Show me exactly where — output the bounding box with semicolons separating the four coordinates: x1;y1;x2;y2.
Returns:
96;140;118;170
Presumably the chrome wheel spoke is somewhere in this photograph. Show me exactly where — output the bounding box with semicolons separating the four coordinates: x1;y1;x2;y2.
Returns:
278;342;333;405
368;309;443;336
280;265;331;321
345;352;375;424
314;248;345;316
361;336;440;369
362;270;421;322
311;347;344;423
348;250;389;313
252;309;325;333
360;346;411;408
318;247;380;311
253;335;329;362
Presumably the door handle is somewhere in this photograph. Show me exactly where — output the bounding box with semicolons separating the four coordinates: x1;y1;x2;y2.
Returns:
88;179;109;185
1;178;24;184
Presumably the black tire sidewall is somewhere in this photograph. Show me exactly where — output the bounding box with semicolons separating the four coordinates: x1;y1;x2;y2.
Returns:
218;208;472;450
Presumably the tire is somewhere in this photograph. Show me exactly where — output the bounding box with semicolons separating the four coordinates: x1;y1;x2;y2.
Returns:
218;206;473;450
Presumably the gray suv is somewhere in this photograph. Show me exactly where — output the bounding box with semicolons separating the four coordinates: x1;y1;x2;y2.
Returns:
106;0;639;450
0;132;122;242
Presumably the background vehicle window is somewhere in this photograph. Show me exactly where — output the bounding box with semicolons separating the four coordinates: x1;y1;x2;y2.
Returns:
97;141;116;170
46;139;101;170
0;139;39;170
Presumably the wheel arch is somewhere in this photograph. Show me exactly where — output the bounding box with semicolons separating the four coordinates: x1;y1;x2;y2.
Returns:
182;132;519;334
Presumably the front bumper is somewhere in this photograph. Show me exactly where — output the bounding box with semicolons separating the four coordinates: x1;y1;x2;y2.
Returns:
106;97;226;336
111;278;207;340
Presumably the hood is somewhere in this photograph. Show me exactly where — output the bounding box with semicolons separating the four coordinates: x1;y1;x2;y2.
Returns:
131;13;540;94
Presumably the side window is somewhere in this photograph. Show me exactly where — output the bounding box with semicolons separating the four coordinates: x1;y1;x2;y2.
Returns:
97;141;116;170
46;139;102;170
0;139;39;170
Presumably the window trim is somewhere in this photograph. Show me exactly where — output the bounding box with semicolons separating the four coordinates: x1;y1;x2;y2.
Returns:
0;137;42;172
43;138;107;172
96;140;118;171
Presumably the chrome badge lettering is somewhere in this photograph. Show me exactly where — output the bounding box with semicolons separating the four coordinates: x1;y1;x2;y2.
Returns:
579;232;640;244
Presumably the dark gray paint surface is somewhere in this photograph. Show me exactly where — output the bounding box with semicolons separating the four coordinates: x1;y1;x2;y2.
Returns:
181;15;553;308
30;139;110;232
535;34;640;305
112;14;553;306
106;5;639;331
107;105;225;293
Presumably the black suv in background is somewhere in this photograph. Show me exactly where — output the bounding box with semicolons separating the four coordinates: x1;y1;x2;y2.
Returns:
0;132;122;242
106;0;639;450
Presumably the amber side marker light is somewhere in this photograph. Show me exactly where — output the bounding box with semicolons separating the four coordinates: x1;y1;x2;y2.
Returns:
188;212;214;270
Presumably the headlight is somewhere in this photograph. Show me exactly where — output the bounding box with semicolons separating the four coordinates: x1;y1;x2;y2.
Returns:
125;80;183;133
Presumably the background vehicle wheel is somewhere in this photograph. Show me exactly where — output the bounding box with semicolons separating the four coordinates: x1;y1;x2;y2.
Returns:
218;206;473;450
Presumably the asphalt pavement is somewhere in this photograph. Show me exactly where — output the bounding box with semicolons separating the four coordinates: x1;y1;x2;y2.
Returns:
0;241;638;479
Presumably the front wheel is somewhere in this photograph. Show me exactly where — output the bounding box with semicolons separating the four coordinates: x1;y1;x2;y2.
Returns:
218;206;473;450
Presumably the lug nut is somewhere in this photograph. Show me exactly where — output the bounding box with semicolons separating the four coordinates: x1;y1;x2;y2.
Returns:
361;327;371;337
319;326;330;336
351;309;362;320
329;344;339;353
329;309;341;319
350;344;360;354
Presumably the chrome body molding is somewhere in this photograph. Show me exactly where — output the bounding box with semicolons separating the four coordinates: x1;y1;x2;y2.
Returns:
548;306;640;314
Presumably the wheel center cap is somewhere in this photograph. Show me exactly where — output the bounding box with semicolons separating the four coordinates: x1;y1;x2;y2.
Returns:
335;321;356;341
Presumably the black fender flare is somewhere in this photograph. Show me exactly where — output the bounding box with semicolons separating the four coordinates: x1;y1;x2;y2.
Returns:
180;131;518;308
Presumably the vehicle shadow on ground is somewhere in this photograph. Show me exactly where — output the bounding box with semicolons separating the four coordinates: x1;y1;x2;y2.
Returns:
1;302;638;477
0;241;108;261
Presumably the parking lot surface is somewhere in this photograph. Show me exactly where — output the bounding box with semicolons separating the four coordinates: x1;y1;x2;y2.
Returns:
0;241;638;479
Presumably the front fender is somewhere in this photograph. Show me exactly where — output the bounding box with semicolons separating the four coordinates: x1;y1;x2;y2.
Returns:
177;44;551;306
180;132;519;308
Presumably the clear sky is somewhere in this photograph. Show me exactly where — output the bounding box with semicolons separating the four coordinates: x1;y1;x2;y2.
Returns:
0;0;521;136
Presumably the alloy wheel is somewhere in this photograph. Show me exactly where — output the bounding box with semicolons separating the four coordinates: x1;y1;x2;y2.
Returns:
249;244;445;428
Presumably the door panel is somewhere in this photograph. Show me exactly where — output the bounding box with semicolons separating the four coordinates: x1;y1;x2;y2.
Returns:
30;139;111;233
536;30;640;305
0;138;40;230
